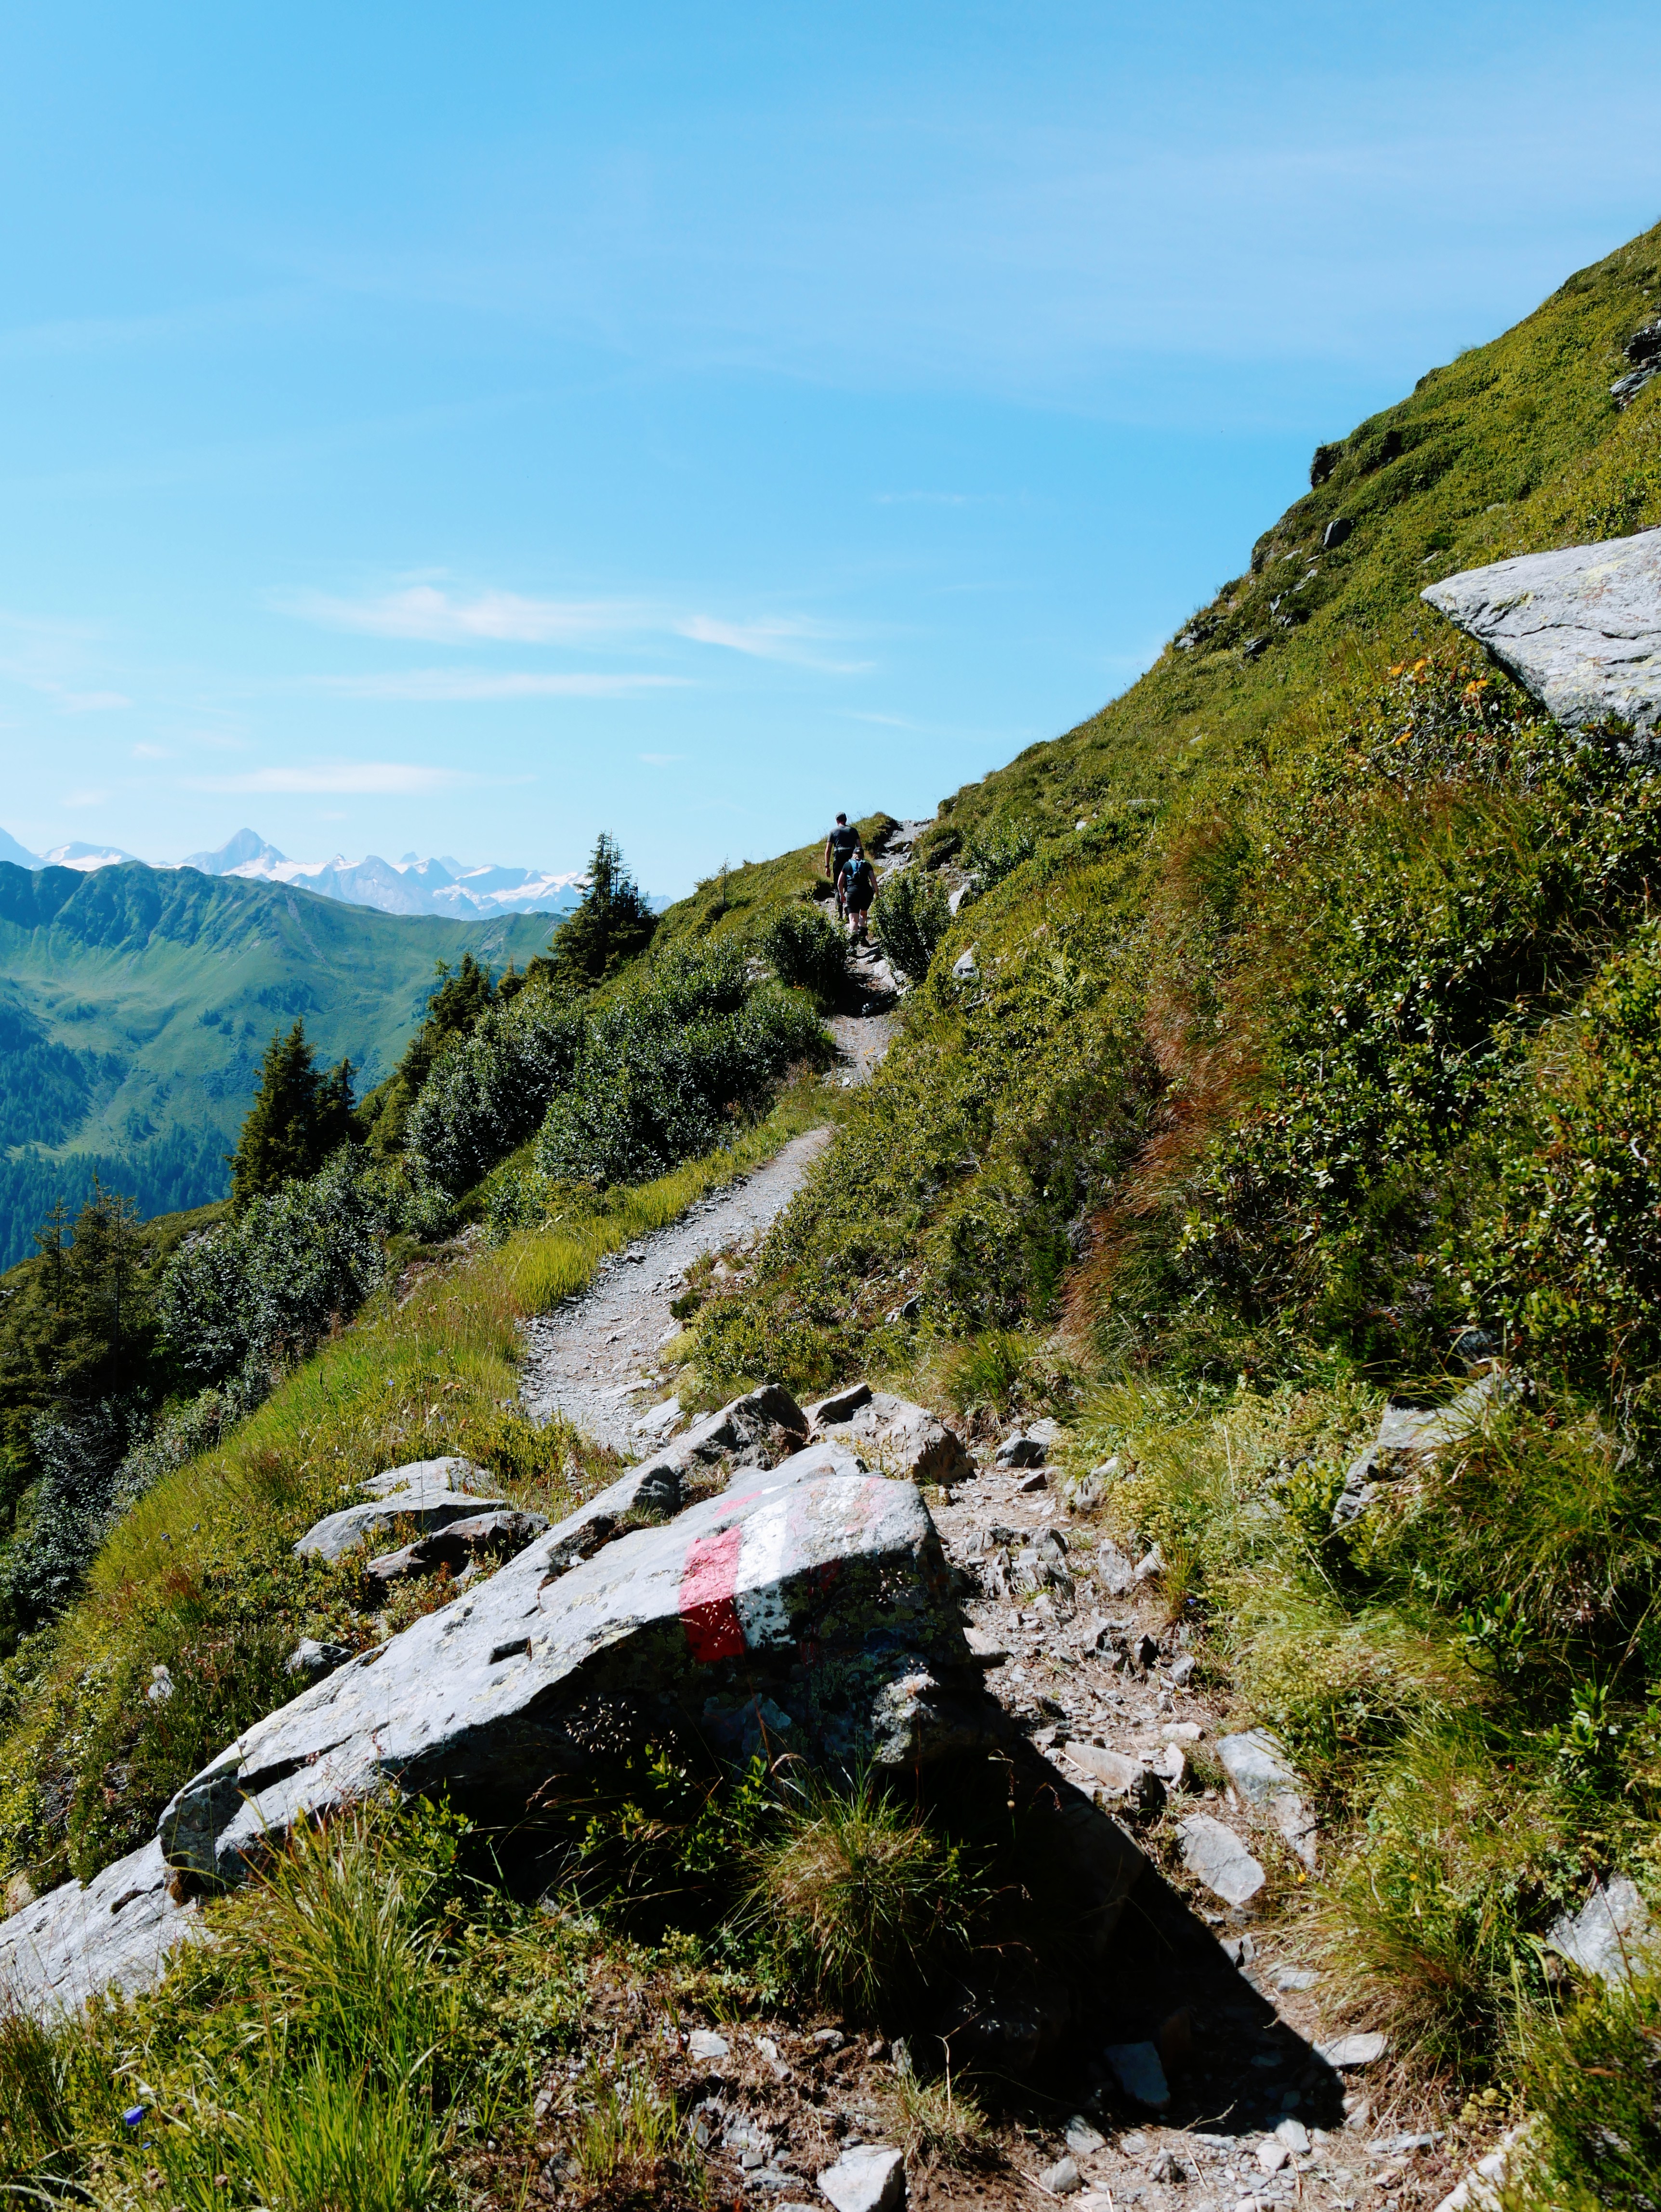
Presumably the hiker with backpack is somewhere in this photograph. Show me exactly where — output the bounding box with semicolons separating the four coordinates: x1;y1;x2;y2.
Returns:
824;813;861;920
840;847;877;948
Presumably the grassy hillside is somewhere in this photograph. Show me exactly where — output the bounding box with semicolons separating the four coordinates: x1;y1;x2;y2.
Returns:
0;863;557;1265
666;221;1661;2190
2;228;1660;2209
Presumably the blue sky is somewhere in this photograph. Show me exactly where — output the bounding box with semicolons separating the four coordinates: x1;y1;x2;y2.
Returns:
1;2;1658;898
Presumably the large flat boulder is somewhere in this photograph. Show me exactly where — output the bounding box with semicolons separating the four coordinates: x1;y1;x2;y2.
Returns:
0;1838;203;2022
1422;530;1661;742
804;1385;973;1487
160;1448;984;1885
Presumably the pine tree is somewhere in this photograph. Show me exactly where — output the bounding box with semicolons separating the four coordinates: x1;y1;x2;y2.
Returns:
229;1021;356;1208
551;833;658;991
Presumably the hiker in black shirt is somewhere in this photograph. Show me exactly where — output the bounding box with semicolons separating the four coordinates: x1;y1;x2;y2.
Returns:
824;813;861;920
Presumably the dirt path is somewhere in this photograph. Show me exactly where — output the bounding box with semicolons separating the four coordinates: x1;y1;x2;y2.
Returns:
518;1128;833;1454
519;834;927;1451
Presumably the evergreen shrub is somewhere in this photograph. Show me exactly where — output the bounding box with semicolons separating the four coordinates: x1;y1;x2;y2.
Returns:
404;987;584;1196
535;947;825;1188
875;868;950;983
761;901;848;1009
159;1146;400;1391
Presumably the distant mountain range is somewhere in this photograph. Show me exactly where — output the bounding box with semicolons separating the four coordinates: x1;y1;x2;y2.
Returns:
0;858;561;1268
0;825;590;921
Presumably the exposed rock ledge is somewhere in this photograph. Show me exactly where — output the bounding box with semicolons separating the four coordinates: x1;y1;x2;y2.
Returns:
0;1383;1139;2024
1422;527;1661;742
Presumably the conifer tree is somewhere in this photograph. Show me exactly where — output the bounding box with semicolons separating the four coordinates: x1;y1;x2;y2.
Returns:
229;1021;356;1208
550;832;658;991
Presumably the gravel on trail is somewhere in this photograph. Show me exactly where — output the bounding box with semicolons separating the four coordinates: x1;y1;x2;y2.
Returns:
517;1127;834;1455
516;832;931;1454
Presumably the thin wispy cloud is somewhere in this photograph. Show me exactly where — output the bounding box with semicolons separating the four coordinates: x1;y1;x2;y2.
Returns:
185;762;469;796
281;583;869;673
314;669;690;702
280;585;643;645
673;614;870;672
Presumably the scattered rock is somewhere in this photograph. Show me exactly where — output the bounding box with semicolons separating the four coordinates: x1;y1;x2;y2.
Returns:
284;1638;352;1680
1064;2116;1106;2155
1318;2031;1390;2069
364;1509;551;1586
1331;1376;1506;1529
1016;1468;1048;1494
1423;532;1661;744
1218;1729;1318;1868
1102;2040;1171;2110
1063;1742;1143;1796
295;1459;512;1564
1096;1542;1136;1597
161;1445;987;1886
1133;1545;1164;1583
1274;2118;1311;2153
1168;1652;1196;1687
996;1432;1048;1469
951;947;978;981
146;1664;174;1705
963;1623;1011;1665
1040;2155;1082;2195
0;1839;203;2022
806;1388;973;1486
688;2028;731;2061
1177;1813;1266;1909
817;2145;906;2212
1275;1966;1316;1992
1257;2139;1292;2174
1546;1873;1657;1983
1323;516;1353;551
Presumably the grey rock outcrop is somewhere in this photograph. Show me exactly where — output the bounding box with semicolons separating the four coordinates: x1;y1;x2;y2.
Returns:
0;1839;202;2021
634;1383;808;1483
1546;1873;1657;1983
366;1509;551;1586
1422;530;1661;742
1176;1811;1266;1909
1612;320;1661;408
804;1385;973;1487
160;1443;984;1886
284;1637;353;1680
296;1457;513;1563
1332;1374;1504;1529
1219;1729;1318;1869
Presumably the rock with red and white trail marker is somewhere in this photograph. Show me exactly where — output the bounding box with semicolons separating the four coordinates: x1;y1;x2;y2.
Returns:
160;1442;989;1886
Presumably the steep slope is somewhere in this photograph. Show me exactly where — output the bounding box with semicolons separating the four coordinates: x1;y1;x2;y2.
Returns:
0;861;556;1265
660;222;1661;2176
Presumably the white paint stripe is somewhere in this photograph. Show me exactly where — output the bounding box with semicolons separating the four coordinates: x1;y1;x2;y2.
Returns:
734;1495;794;1647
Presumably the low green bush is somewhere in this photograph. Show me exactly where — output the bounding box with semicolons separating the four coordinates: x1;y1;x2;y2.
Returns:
536;946;826;1188
404;986;584;1197
761;900;848;1009
875;868;951;983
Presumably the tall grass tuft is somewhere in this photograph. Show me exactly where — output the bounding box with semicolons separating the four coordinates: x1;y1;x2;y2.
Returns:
747;1774;975;2018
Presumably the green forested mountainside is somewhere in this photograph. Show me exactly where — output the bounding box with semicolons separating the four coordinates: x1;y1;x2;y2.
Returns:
0;862;556;1265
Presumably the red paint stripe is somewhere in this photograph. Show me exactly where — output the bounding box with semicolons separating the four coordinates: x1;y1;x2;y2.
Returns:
679;1524;746;1663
